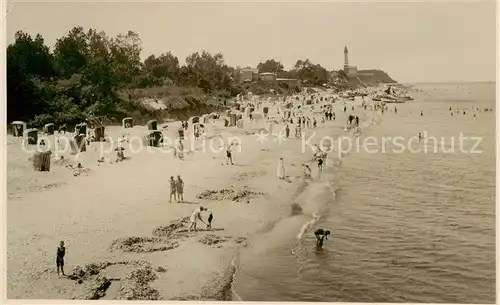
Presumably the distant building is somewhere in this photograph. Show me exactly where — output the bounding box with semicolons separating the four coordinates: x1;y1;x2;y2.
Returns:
343;46;358;78
277;78;301;88
328;71;339;82
344;46;349;71
346;66;358;78
259;72;277;82
239;68;259;82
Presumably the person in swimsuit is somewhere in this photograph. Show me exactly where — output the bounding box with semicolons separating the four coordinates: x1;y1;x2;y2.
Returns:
169;176;177;203
317;158;324;172
226;143;234;165
314;229;330;249
176;175;184;203
206;210;213;229
56;240;66;276
189;206;206;233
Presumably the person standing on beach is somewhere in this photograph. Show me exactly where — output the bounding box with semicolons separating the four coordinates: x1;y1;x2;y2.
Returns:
206;210;213;229
56;241;66;276
189;207;207;233
295;124;301;138
285;124;290;138
194;124;200;140
277;158;286;180
303;164;312;178
177;139;184;160
226;143;234;165
169;176;177;203
176;175;184;203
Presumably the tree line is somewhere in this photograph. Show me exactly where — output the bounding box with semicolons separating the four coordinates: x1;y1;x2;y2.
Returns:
7;26;333;127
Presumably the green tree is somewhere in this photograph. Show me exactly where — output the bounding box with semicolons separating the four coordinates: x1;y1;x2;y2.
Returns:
7;31;56;122
293;59;328;86
144;51;180;81
53;26;88;78
257;59;284;73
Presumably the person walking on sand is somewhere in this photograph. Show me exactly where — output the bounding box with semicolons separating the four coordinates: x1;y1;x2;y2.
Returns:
277;158;286;180
285;124;290;138
169;176;177;203
189;206;206;233
176;175;184;203
56;240;66;276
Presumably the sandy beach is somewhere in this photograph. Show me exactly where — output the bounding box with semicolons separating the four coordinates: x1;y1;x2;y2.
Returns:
7;89;367;300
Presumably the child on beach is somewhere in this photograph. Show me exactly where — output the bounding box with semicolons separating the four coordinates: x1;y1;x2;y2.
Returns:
303;164;312;178
56;241;66;276
169;176;177;203
189;206;207;233
176;175;184;203
206;210;213;229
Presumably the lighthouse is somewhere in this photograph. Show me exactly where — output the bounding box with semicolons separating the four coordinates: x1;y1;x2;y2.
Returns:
344;46;349;72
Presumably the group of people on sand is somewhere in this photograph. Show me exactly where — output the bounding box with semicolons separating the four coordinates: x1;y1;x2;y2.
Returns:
347;114;360;127
169;175;185;203
287;116;318;129
323;107;336;121
188;206;213;232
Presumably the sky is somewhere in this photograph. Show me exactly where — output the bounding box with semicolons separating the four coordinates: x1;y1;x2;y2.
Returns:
5;0;497;83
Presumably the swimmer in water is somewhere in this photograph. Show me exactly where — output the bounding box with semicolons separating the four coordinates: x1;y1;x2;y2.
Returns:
314;229;330;249
317;157;324;172
303;164;312;178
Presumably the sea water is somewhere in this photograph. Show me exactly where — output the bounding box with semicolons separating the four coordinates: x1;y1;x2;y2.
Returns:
232;82;496;303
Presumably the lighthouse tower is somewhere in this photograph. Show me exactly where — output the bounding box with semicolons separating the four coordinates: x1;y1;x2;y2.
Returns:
343;46;349;72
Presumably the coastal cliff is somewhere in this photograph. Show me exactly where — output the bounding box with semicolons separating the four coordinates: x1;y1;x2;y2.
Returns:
357;69;397;84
